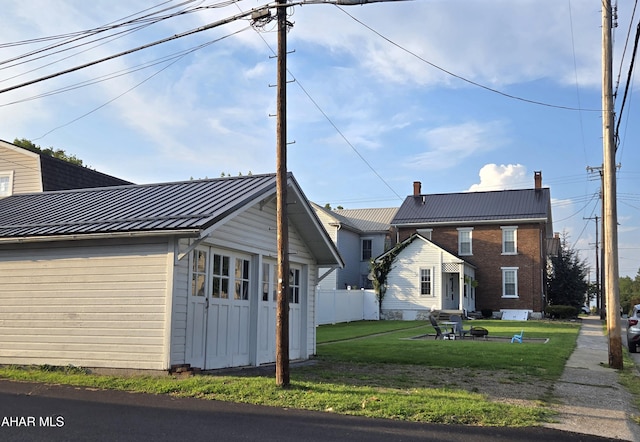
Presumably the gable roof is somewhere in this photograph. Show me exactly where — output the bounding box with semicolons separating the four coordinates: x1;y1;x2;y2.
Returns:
1;139;133;190
333;207;398;233
376;233;475;268
392;188;552;229
0;173;343;267
312;203;397;234
39;154;133;190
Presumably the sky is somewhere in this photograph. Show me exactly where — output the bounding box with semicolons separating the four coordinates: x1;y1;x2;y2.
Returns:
1;0;639;279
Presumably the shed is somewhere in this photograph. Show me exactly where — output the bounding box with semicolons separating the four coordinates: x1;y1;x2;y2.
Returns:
0;173;342;371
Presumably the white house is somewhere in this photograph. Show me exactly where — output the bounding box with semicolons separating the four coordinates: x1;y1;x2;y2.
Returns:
378;234;476;320
0;173;342;371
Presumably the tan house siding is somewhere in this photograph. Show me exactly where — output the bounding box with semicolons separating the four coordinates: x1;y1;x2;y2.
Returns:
0;141;42;194
0;238;170;370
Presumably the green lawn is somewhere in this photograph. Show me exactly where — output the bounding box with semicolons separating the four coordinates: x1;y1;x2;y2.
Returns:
0;319;582;427
317;320;579;379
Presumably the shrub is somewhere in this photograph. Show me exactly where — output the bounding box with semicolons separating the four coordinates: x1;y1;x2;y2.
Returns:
546;305;578;319
481;309;493;318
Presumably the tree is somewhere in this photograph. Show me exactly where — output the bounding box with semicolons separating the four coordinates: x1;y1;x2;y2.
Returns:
546;233;589;309
619;269;640;314
13;138;83;166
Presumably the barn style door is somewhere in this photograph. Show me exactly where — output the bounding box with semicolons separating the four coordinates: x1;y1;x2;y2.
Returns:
186;249;251;369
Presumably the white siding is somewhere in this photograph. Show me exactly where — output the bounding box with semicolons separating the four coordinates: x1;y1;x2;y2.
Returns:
383;239;444;311
170;238;190;366
0;141;42;194
0;238;171;370
174;199;319;367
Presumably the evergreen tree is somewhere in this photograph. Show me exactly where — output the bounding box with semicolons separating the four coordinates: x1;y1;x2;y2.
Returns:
546;234;589;308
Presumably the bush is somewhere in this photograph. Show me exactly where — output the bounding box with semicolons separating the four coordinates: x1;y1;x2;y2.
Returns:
546;305;578;319
481;309;493;318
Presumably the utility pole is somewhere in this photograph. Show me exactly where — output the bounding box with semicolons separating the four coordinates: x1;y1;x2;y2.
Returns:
587;166;605;320
602;0;622;369
584;215;600;315
275;0;290;387
273;0;410;387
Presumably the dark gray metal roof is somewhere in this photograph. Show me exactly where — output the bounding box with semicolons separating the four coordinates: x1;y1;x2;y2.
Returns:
0;173;343;266
392;188;552;227
0;174;277;237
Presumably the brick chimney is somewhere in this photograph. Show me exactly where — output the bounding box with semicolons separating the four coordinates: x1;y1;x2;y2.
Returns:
413;181;422;196
534;171;542;189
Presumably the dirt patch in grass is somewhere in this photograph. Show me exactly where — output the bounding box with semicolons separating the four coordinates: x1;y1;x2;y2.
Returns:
214;350;554;409
295;360;552;408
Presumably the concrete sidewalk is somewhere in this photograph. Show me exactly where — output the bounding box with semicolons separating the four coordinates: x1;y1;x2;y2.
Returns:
544;316;640;441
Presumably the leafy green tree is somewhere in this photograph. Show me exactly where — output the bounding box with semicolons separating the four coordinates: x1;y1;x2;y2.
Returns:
620;269;640;314
546;233;589;309
13;138;83;166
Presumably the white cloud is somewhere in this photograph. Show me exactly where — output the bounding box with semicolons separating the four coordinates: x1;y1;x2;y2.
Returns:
467;164;528;192
408;121;507;170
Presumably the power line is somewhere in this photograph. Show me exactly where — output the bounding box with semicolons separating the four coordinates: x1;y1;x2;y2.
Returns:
0;4;271;96
337;5;602;112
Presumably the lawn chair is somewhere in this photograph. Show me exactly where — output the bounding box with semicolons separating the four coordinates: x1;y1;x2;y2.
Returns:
449;314;471;338
511;330;524;343
429;315;454;340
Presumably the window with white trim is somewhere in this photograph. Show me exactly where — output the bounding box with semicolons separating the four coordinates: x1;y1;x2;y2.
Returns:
417;229;432;240
501;226;517;254
0;171;13;197
289;268;301;304
457;228;473;255
190;249;207;297
420;268;432;296
361;238;372;261
502;267;518;297
212;254;230;299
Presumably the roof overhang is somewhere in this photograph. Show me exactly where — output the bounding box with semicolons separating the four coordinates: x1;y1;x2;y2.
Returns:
393;217;549;228
0;229;200;244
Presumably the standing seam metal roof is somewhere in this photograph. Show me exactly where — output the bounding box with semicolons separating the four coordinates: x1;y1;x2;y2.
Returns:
392;188;552;225
0;174;277;238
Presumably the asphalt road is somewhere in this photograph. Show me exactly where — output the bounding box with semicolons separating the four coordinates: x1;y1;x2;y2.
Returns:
0;379;619;442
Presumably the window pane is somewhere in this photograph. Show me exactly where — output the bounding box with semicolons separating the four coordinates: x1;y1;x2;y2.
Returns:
503;229;516;253
420;269;431;295
221;279;228;299
0;176;10;196
262;263;269;301
362;239;372;261
504;270;517;296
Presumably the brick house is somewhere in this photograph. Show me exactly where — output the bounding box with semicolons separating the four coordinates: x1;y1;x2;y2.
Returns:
384;172;553;319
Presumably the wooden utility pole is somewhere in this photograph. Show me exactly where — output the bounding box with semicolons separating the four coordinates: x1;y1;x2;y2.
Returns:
584;215;600;314
602;0;622;369
275;0;290;387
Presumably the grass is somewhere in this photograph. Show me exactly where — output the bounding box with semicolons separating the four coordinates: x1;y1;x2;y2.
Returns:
317;320;579;379
0;319;580;427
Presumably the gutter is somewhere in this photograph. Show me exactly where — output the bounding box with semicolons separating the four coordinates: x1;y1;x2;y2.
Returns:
0;229;201;244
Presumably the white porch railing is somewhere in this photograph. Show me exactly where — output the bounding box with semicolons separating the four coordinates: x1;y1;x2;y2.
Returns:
317;289;379;325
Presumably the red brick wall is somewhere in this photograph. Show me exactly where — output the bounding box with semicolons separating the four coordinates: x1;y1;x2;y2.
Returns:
398;223;546;312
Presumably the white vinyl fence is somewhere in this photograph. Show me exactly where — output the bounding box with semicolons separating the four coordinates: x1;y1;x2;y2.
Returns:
317;289;379;325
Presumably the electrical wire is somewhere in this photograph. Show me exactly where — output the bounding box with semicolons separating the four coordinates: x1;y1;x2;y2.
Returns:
336;5;602;113
32;27;251;140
